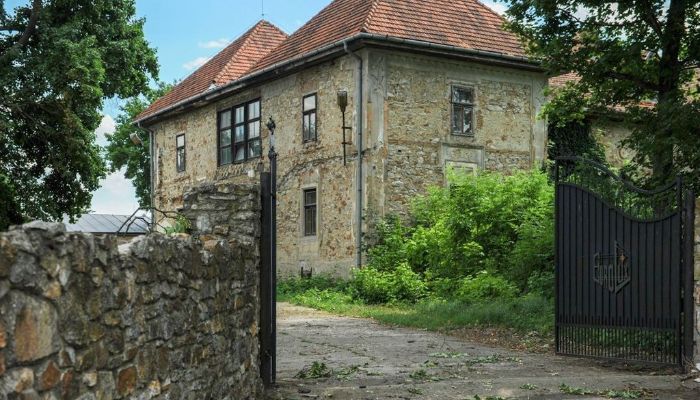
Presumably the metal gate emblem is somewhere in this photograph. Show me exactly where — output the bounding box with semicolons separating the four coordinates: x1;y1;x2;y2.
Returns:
593;242;630;293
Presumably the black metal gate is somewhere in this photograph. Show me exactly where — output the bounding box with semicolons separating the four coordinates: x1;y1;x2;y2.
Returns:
554;157;695;367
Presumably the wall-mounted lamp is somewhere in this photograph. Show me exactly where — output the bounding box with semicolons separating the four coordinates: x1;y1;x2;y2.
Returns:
129;132;144;146
337;90;351;166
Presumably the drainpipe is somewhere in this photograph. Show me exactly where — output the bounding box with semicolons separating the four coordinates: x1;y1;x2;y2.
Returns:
344;41;363;269
136;121;156;229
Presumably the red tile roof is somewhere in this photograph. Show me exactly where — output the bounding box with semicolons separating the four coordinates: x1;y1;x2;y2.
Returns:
137;20;288;121
138;0;529;122
548;72;580;88
252;0;525;72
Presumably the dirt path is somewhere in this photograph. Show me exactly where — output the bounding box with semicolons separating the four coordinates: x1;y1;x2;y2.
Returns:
266;303;699;400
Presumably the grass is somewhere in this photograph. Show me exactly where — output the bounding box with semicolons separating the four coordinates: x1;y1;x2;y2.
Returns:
278;277;554;336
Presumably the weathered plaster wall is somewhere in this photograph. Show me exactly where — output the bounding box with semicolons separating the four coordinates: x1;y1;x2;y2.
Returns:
695;202;700;364
153;56;358;277
591;118;635;168
371;50;547;218
0;184;262;399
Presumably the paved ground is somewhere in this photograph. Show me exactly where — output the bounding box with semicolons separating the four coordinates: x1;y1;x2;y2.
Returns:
267;303;700;400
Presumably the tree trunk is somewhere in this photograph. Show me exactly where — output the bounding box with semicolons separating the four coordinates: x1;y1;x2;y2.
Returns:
653;0;686;185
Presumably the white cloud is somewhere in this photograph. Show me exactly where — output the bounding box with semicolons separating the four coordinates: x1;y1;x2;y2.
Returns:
482;0;507;15
95;114;116;147
183;56;211;71
198;38;230;49
90;168;140;215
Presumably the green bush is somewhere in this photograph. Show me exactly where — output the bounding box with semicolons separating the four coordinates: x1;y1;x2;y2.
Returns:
367;170;554;293
455;271;518;303
349;263;427;304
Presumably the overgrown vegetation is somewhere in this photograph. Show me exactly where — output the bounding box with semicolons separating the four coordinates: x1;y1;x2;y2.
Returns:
280;171;556;337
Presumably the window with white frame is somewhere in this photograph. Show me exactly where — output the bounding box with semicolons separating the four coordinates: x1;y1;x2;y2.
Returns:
451;86;474;136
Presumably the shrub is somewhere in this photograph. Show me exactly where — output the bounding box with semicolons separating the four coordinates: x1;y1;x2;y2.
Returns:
349;263;426;304
455;271;518;303
365;215;410;272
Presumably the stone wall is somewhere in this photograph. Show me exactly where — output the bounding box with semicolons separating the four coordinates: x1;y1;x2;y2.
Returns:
0;184;262;399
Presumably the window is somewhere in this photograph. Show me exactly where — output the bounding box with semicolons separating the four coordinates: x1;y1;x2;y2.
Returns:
176;134;186;172
451;86;474;136
302;93;317;142
303;188;317;236
218;99;261;165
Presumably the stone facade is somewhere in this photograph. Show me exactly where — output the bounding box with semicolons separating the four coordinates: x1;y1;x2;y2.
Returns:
151;48;548;277
0;183;262;399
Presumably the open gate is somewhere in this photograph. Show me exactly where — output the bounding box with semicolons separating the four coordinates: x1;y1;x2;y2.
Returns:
554;157;694;367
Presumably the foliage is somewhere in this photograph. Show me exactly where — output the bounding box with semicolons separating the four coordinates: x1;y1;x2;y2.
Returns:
0;0;158;229
503;0;700;191
277;275;346;297
295;361;332;379
105;82;173;207
455;271;518;304
366;170;554;295
163;215;192;235
349;263;427;304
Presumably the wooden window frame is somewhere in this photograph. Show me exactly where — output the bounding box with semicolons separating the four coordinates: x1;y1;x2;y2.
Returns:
176;134;186;172
217;99;262;166
302;93;317;142
303;188;317;237
451;85;475;136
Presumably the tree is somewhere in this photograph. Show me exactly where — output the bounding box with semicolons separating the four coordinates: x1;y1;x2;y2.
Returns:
503;0;700;190
105;83;173;208
0;0;158;229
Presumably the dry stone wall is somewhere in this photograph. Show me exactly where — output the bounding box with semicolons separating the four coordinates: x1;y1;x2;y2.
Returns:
0;184;262;399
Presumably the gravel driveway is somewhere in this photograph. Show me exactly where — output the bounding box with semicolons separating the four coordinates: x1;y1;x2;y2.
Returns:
266;303;699;400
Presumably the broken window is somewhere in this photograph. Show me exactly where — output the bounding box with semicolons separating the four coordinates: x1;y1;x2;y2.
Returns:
303;93;317;142
451;86;474;136
176;134;186;172
303;188;317;236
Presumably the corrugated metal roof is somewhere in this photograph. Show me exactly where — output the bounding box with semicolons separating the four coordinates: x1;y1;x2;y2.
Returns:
62;214;150;235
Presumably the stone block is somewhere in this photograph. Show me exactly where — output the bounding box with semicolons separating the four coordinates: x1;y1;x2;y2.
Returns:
1;292;59;363
37;361;60;391
116;366;137;396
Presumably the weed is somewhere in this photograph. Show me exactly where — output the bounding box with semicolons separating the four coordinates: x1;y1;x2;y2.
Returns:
519;383;537;390
334;365;360;381
295;361;332;379
559;384;647;399
430;352;470;358
407;387;423;395
409;368;429;380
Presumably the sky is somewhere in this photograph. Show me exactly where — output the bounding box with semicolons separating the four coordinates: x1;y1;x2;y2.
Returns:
5;0;505;215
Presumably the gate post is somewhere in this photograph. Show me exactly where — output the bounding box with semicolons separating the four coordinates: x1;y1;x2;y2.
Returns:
259;119;277;387
683;191;695;368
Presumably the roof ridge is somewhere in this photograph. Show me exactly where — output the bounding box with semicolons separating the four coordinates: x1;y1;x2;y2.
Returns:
472;0;508;23
361;0;383;33
213;20;265;86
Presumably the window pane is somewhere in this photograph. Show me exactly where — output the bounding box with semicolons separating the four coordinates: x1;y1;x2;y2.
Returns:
235;106;245;123
248;101;260;119
452;87;473;105
463;106;473;134
234;145;245;162
234;125;245;142
220;129;231;146
177;148;185;171
303;94;316;111
304;208;316;236
249;121;260;138
452;104;464;133
310;113;316;136
219;110;231;128
303;115;310;140
304;189;316;206
176;135;185;148
249;139;261;158
220;147;232;165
